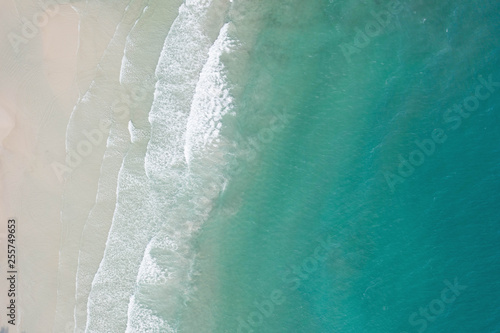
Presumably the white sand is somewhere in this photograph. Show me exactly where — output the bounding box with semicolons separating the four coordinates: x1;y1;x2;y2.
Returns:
0;1;125;331
1;3;81;331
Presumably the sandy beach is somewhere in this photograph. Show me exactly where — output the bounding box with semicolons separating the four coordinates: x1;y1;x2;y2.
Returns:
0;1;124;331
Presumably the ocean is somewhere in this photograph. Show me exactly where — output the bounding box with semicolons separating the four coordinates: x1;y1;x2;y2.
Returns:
55;0;500;332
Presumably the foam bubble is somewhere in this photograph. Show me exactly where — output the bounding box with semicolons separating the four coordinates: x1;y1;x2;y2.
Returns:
126;296;177;333
184;22;236;165
86;0;233;331
136;238;176;285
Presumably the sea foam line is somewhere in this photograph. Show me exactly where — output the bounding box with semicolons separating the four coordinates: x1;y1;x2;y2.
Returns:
85;0;233;332
184;22;236;165
125;3;236;333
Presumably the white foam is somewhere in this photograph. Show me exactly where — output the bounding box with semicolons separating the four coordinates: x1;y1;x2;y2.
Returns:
124;1;236;331
136;237;177;285
85;0;234;331
126;296;177;333
144;0;217;182
128;120;147;143
184;22;236;165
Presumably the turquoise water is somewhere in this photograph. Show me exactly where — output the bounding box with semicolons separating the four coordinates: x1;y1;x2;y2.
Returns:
70;0;500;332
182;0;500;332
